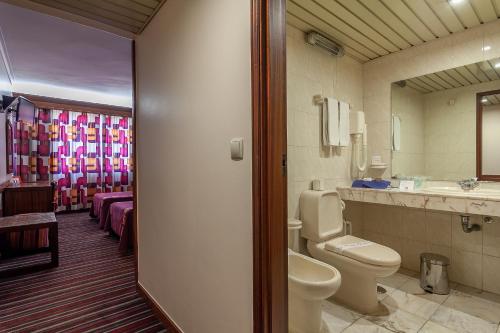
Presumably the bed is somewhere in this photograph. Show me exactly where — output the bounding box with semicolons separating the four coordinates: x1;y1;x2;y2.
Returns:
90;191;133;229
106;201;134;253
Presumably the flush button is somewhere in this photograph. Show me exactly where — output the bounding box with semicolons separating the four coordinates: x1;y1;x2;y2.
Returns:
230;138;244;161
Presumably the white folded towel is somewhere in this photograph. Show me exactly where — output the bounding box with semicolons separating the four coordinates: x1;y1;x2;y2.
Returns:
330;240;373;254
323;97;339;146
393;115;401;151
339;101;350;147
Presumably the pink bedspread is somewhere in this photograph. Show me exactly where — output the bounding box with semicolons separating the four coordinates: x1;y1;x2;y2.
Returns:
108;201;134;253
90;191;133;228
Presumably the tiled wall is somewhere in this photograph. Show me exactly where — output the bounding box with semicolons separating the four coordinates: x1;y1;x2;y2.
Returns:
363;19;500;178
391;85;425;177
345;201;500;294
287;24;363;218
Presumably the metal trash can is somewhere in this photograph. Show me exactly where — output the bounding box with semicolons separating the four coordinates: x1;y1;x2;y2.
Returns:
420;253;450;295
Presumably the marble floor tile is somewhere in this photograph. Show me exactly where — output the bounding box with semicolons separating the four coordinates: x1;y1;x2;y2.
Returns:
321;300;361;333
342;318;392;333
398;278;450;304
440;290;500;324
454;284;500;304
364;304;427;333
382;289;441;319
430;305;498;333
418;320;458;333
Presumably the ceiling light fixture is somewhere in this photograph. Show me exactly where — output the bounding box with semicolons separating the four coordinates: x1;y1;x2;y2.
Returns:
482;98;488;103
495;63;500;68
449;0;464;5
483;45;492;51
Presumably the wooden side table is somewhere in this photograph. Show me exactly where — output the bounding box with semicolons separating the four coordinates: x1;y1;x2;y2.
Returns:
0;213;58;278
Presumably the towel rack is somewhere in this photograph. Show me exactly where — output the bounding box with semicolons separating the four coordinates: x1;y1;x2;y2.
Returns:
314;94;325;105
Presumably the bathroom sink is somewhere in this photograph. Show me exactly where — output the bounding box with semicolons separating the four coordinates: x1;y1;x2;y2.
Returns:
423;187;500;198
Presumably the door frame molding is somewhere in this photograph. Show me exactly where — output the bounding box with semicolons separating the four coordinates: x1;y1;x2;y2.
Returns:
251;1;288;332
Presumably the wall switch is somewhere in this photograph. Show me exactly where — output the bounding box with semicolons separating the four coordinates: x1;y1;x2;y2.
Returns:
230;138;244;161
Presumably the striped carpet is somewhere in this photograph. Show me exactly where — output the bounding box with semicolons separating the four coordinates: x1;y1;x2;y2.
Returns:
0;212;167;333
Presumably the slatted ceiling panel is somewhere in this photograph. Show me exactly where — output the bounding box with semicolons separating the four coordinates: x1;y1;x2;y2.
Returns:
470;0;498;23
415;77;439;91
26;0;165;34
288;2;379;59
80;0;149;22
450;1;482;27
314;0;400;52
406;80;432;93
445;68;472;85
337;0;411;49
425;0;465;33
466;63;490;82
294;0;390;56
435;71;463;88
411;77;439;91
481;61;500;80
456;65;482;84
492;61;500;76
287;0;500;63
380;0;436;41
105;0;155;16
418;75;446;90
489;94;500;103
427;73;455;89
403;0;451;37
286;12;371;62
30;0;141;31
359;0;424;46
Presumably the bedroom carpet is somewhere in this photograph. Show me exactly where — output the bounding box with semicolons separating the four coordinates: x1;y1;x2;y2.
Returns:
0;212;167;333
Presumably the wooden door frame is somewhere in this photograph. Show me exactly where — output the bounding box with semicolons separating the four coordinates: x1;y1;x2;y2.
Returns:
251;1;288;332
476;89;500;182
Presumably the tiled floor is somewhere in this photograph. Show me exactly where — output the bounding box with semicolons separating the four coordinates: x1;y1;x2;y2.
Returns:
322;269;500;333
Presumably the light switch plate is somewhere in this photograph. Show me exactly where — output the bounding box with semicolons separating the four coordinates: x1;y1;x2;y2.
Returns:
230;138;244;161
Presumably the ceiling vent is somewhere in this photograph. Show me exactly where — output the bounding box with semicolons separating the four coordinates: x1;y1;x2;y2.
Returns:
306;31;344;57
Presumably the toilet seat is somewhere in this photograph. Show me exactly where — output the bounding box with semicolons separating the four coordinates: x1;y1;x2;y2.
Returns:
324;235;400;267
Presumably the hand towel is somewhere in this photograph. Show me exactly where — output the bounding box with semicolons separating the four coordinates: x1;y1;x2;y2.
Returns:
393;115;401;151
323;97;339;146
339;101;350;147
330;240;374;254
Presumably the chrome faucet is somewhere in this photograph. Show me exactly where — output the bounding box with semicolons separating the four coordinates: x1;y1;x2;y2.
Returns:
458;178;479;191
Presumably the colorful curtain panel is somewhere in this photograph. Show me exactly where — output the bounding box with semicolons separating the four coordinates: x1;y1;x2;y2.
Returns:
14;108;133;212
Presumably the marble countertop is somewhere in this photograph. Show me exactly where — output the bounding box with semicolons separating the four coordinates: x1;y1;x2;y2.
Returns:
337;186;500;217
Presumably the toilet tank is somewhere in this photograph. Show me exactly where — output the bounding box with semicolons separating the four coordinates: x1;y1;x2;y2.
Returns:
299;190;344;243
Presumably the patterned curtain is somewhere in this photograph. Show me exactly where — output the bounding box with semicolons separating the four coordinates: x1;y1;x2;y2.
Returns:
15;108;133;212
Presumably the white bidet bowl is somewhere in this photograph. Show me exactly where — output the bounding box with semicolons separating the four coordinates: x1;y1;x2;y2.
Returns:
288;250;341;333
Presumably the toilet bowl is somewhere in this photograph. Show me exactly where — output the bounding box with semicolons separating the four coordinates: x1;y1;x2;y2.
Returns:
288;250;341;333
299;190;401;314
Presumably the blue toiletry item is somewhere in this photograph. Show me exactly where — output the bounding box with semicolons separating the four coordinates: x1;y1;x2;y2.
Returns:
352;179;391;189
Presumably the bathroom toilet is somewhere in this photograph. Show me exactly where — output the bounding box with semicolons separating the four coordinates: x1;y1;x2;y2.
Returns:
287;219;341;333
300;190;401;314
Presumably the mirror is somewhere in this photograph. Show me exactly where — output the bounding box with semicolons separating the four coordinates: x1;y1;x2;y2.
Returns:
391;58;500;181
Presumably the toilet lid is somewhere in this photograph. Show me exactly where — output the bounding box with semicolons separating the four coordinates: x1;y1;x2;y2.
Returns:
325;235;401;267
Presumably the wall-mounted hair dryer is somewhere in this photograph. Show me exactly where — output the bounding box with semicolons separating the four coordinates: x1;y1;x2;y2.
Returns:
350;111;367;179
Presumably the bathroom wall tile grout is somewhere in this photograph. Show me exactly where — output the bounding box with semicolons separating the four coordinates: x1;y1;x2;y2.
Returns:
346;201;500;293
